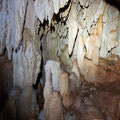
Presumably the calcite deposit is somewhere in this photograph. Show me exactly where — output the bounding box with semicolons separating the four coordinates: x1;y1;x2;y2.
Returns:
0;0;120;120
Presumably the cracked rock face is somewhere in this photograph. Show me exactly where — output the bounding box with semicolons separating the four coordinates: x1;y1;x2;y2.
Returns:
43;0;120;76
0;0;41;88
0;0;120;119
34;0;69;25
0;0;120;88
13;28;41;88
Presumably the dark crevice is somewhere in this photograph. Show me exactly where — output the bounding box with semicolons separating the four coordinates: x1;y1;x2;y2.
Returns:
108;45;119;53
105;0;120;11
69;28;79;58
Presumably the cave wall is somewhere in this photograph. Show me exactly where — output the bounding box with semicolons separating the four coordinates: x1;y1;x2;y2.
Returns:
0;0;41;88
0;0;120;119
42;0;120;72
0;0;120;90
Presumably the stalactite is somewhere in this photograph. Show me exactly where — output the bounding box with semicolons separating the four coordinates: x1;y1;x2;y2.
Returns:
68;3;78;55
35;0;69;25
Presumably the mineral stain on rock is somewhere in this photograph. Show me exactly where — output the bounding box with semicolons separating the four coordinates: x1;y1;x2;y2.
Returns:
0;0;120;120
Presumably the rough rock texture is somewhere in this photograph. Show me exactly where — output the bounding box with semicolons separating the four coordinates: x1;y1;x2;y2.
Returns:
34;0;69;25
70;59;81;91
44;0;120;83
44;60;63;91
2;86;38;120
0;0;41;89
0;0;28;60
0;0;120;120
13;28;41;88
17;86;38;120
68;3;78;55
46;91;63;120
0;1;41;119
60;71;73;109
0;58;13;111
43;60;120;120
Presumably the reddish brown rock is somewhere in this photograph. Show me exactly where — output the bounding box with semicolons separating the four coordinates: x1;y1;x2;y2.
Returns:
80;104;104;120
71;59;81;91
72;95;82;109
60;71;73;109
80;58;120;83
46;91;63;120
95;91;120;119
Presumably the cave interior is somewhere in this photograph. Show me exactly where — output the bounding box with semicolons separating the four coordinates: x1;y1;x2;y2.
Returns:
0;0;120;120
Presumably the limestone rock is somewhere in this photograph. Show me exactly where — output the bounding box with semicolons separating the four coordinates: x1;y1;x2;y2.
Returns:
72;95;82;109
17;86;37;120
0;58;13;109
52;0;60;14
65;109;82;120
69;72;79;93
72;59;80;80
80;58;120;83
107;29;118;51
37;109;45;120
0;10;7;55
85;32;101;65
80;104;104;120
60;71;73;108
69;59;81;91
13;28;41;88
44;60;63;91
95;91;120;119
0;0;15;59
46;91;63;120
42;33;59;63
76;35;85;68
97;14;103;38
3;99;16;120
14;0;28;49
35;0;69;25
44;62;53;109
25;0;37;35
91;46;99;65
68;3;78;55
35;0;54;25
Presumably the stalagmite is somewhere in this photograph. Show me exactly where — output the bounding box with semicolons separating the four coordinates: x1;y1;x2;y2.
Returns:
44;60;63;91
13;28;41;88
60;71;73;108
0;0;120;119
69;72;79;92
44;61;64;120
17;86;37;120
70;59;81;91
91;46;99;65
76;35;85;68
44;62;53;110
46;91;63;120
72;59;80;79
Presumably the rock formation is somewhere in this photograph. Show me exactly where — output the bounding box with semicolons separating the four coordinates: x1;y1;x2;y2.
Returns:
0;0;120;120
